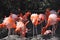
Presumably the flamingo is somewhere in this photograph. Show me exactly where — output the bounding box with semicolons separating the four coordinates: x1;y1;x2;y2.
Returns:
30;13;39;38
41;10;58;35
38;14;46;24
30;14;39;26
0;14;18;39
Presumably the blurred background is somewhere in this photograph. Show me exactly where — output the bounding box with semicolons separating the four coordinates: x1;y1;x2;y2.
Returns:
0;0;60;18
